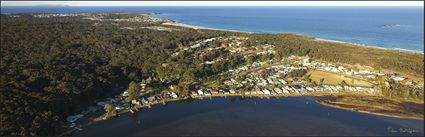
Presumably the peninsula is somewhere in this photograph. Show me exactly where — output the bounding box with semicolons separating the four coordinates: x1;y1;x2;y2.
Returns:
1;12;423;137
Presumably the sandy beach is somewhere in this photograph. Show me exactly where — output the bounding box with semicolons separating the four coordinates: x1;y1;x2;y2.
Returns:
314;38;424;54
162;22;254;34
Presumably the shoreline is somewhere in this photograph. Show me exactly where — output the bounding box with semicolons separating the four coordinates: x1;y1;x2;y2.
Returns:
162;22;254;34
161;21;423;54
315;94;424;120
61;93;423;136
102;93;425;121
314;38;424;54
318;101;424;120
99;93;425;120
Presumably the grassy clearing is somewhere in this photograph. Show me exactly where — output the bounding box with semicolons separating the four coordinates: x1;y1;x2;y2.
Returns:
308;69;372;87
316;94;424;120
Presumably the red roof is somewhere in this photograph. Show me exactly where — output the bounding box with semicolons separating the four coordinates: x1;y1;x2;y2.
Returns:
401;78;414;83
224;80;232;84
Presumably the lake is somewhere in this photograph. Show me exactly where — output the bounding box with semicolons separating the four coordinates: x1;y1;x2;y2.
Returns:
73;96;424;136
1;6;424;52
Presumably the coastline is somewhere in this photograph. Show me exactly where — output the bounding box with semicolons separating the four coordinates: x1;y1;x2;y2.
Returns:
60;93;423;137
161;21;424;54
318;101;424;120
102;93;425;121
315;94;424;120
314;38;424;54
162;22;254;34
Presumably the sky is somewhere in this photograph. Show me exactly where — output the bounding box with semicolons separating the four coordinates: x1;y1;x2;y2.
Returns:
1;1;424;7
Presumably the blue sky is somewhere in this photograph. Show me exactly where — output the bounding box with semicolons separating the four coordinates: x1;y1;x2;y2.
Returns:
1;1;424;7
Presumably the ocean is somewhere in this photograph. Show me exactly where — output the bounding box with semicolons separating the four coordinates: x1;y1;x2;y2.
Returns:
1;6;423;52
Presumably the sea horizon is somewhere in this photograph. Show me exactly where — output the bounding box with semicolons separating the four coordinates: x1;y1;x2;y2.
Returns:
2;6;423;53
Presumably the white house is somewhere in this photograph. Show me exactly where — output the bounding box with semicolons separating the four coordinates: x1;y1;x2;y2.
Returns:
274;88;283;94
197;89;204;96
262;89;271;94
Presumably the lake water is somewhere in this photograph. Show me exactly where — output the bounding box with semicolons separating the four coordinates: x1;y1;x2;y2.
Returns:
1;6;424;52
73;96;423;136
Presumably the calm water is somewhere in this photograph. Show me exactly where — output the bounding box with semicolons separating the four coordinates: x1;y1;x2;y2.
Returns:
1;6;424;52
73;96;423;136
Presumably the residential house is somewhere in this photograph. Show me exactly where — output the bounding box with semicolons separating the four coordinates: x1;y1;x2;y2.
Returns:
191;91;198;96
262;89;271;95
147;96;156;103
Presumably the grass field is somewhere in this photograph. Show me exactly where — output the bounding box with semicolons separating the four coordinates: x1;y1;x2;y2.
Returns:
308;69;373;87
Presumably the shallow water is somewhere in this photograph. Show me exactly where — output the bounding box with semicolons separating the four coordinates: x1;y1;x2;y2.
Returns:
73;96;423;136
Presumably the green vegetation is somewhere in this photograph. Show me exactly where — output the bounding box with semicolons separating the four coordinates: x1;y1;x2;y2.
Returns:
0;13;423;136
125;81;140;102
104;103;117;117
285;69;308;78
379;79;424;101
308;70;373;87
247;34;424;78
0;14;235;136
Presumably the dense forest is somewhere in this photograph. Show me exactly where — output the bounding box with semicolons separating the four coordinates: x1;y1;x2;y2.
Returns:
0;13;423;136
0;14;231;136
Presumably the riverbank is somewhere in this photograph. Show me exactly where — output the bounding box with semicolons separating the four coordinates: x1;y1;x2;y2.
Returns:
73;95;424;136
100;92;425;121
316;94;424;120
61;92;423;136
